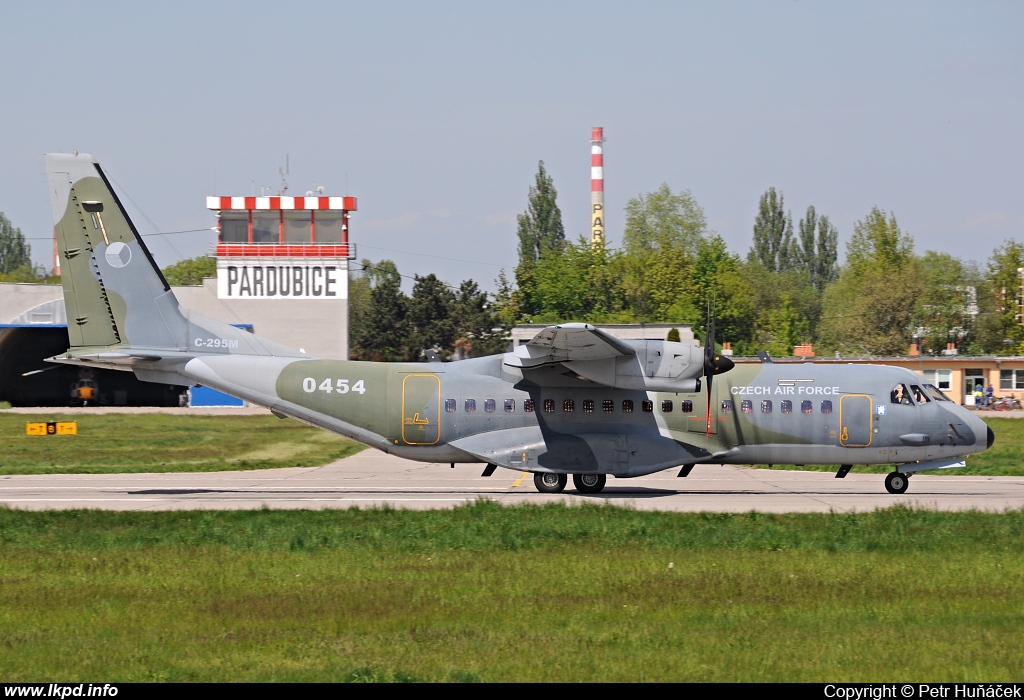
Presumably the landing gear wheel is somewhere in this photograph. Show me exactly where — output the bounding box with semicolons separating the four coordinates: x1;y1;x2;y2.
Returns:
534;472;567;493
885;471;909;494
572;473;607;494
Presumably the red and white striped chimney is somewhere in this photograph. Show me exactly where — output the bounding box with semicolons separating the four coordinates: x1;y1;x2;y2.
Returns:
590;127;605;246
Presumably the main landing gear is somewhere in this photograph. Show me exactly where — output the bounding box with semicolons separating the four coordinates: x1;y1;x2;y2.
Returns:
572;473;607;494
533;473;607;494
534;473;567;493
884;471;910;494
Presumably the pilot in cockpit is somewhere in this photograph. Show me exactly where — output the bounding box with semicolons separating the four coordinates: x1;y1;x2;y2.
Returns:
890;384;914;405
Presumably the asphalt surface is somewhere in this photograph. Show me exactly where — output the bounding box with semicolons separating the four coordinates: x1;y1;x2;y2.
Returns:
2;448;1023;512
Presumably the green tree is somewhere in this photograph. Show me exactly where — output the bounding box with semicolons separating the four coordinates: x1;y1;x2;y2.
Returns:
514;161;566;317
756;294;809;357
914;252;979;354
790;206;839;291
749;188;792;272
976;240;1024;354
352;260;409;361
0;212;32;275
616;185;710;322
161;256;216;285
744;263;820;353
691;236;755;348
407;274;456;359
846;207;914;273
623;184;709;255
346;260;374;359
529;237;629;323
516;161;564;265
818;208;921;355
451;280;505;358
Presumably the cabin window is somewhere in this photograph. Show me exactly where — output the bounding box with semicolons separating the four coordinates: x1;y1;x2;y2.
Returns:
801;400;813;414
603;400;614;413
465;399;476;413
781;400;792;414
761;400;772;413
909;385;930;403
721;400;734;413
741;400;753;414
563;399;575;412
583;399;595;413
484;399;496;413
504;399;515;413
445;399;457;413
661;400;673;413
890;384;914;405
622;400;634;413
821;400;833;414
923;384;952;402
681;400;693;413
544;399;555;413
524;399;535;412
642;400;653;412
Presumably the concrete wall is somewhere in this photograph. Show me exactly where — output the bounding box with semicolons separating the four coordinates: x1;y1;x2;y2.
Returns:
174;277;348;360
0;279;348;361
0;284;63;323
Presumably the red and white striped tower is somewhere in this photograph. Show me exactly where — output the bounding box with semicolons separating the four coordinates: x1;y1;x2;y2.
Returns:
590;127;605;246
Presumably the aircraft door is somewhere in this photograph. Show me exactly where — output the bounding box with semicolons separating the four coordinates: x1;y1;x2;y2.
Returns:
839;394;872;447
401;374;440;445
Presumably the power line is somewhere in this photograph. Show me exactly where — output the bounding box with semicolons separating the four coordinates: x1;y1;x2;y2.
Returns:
357;243;506;269
22;227;214;241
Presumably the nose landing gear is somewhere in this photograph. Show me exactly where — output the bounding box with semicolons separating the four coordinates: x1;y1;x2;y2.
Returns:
884;471;910;494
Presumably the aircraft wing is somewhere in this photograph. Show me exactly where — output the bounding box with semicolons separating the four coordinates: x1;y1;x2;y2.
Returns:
505;323;636;368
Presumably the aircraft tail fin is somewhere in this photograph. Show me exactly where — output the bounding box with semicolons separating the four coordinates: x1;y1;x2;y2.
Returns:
46;152;189;351
45;153;307;365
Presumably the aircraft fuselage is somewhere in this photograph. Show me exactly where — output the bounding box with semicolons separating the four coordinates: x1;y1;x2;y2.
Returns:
182;353;992;479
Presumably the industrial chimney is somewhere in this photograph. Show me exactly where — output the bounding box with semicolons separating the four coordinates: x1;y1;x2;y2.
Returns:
590;127;604;246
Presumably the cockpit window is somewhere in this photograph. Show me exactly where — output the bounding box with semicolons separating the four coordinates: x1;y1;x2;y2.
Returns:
923;384;952;402
890;384;914;405
910;384;930;403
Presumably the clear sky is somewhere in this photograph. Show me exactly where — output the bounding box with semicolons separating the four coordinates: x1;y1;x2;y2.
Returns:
1;1;1021;290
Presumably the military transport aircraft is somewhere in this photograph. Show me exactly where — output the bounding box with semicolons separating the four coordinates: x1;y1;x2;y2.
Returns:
43;153;994;495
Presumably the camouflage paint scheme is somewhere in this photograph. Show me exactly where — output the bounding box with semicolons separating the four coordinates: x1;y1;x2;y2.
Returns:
44;153;993;493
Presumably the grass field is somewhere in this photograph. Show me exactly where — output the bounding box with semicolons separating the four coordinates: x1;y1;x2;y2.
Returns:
1;503;1022;682
0;414;363;475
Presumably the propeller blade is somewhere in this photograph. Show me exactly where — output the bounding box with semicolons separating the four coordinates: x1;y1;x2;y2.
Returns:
705;318;715;437
21;366;59;377
702;317;735;437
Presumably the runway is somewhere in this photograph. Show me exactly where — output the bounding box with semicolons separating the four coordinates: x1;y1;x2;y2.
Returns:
2;448;1023;512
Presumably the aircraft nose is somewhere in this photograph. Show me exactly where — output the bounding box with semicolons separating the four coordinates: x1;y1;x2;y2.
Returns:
988;425;995;449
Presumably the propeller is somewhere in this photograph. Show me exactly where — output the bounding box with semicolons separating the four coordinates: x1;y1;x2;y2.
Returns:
703;315;735;437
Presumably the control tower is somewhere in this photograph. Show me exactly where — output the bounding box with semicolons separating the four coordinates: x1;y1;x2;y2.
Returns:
169;194;359;361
